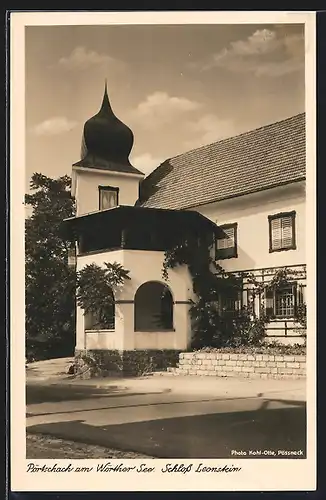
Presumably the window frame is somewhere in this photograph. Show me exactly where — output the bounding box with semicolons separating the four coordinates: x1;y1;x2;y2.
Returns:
268;210;296;253
264;282;297;319
219;289;243;318
98;185;119;211
215;222;238;260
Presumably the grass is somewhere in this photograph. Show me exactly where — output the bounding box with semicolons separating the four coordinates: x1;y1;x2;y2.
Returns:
26;432;154;459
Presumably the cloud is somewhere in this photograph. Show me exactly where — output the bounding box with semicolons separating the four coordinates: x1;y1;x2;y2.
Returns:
183;114;237;150
56;46;118;71
32;116;78;136
131;153;164;176
130;91;202;128
198;29;304;77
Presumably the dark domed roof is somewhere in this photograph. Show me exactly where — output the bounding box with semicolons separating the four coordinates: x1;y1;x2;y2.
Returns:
73;83;144;176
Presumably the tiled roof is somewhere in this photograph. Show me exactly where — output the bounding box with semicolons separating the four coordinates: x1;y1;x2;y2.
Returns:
137;113;306;210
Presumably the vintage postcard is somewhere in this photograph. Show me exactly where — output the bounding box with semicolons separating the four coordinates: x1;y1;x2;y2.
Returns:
10;10;316;492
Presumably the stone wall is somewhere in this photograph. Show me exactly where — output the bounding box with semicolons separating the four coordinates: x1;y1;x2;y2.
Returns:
171;352;306;379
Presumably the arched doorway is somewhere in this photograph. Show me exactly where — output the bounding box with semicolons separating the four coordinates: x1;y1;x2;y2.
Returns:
134;281;173;331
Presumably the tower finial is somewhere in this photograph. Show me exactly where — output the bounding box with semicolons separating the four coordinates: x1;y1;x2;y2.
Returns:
100;78;111;113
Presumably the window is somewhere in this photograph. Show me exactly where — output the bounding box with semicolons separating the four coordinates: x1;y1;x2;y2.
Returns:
264;284;297;318
268;211;296;252
215;223;238;259
99;186;119;210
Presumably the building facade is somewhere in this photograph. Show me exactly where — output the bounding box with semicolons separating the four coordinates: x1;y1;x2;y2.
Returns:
65;85;306;360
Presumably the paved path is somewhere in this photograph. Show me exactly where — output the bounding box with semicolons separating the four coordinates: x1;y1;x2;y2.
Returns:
26;374;306;459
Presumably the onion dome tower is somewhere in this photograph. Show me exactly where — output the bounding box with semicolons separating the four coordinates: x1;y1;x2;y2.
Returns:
73;82;143;175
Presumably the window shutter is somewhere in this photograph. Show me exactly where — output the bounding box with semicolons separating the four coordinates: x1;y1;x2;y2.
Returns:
217;227;235;250
265;287;275;317
281;216;293;248
297;284;304;305
271;218;282;250
291;282;298;314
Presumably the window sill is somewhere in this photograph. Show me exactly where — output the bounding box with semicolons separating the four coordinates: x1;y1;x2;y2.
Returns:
269;246;296;254
135;329;175;333
85;329;115;334
215;254;238;261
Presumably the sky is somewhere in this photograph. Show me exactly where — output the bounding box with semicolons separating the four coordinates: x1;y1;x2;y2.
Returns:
25;23;305;192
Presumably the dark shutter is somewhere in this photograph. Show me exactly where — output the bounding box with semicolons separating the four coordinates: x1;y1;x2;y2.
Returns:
265;287;275;317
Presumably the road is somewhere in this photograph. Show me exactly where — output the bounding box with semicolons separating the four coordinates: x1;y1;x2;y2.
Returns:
26;379;306;459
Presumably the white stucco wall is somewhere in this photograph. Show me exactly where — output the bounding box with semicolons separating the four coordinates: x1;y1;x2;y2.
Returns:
73;167;142;216
76;249;193;351
196;182;306;272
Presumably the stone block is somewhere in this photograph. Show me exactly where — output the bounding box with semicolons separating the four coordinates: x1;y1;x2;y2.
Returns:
284;356;295;362
242;366;254;372
230;354;238;360
277;367;294;374
286;362;300;369
183;353;192;359
275;356;284;362
222;354;230;360
256;367;268;373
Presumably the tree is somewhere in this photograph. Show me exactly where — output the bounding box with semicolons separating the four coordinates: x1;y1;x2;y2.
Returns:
25;173;76;361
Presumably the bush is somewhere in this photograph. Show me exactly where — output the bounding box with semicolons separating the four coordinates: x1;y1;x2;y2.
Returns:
190;302;267;349
193;342;306;356
74;349;181;377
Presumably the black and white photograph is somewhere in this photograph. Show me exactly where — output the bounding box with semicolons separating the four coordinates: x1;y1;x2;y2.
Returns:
10;10;316;492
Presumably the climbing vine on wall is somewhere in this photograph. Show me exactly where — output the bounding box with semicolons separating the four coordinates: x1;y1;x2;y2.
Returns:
162;236;307;349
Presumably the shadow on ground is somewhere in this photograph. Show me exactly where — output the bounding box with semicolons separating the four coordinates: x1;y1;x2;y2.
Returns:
26;384;170;405
27;399;306;459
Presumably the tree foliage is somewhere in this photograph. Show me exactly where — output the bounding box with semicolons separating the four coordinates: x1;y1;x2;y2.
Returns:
76;262;131;327
25;173;76;361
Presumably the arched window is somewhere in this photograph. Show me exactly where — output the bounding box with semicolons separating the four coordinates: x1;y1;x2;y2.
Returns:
84;288;115;330
134;281;173;331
